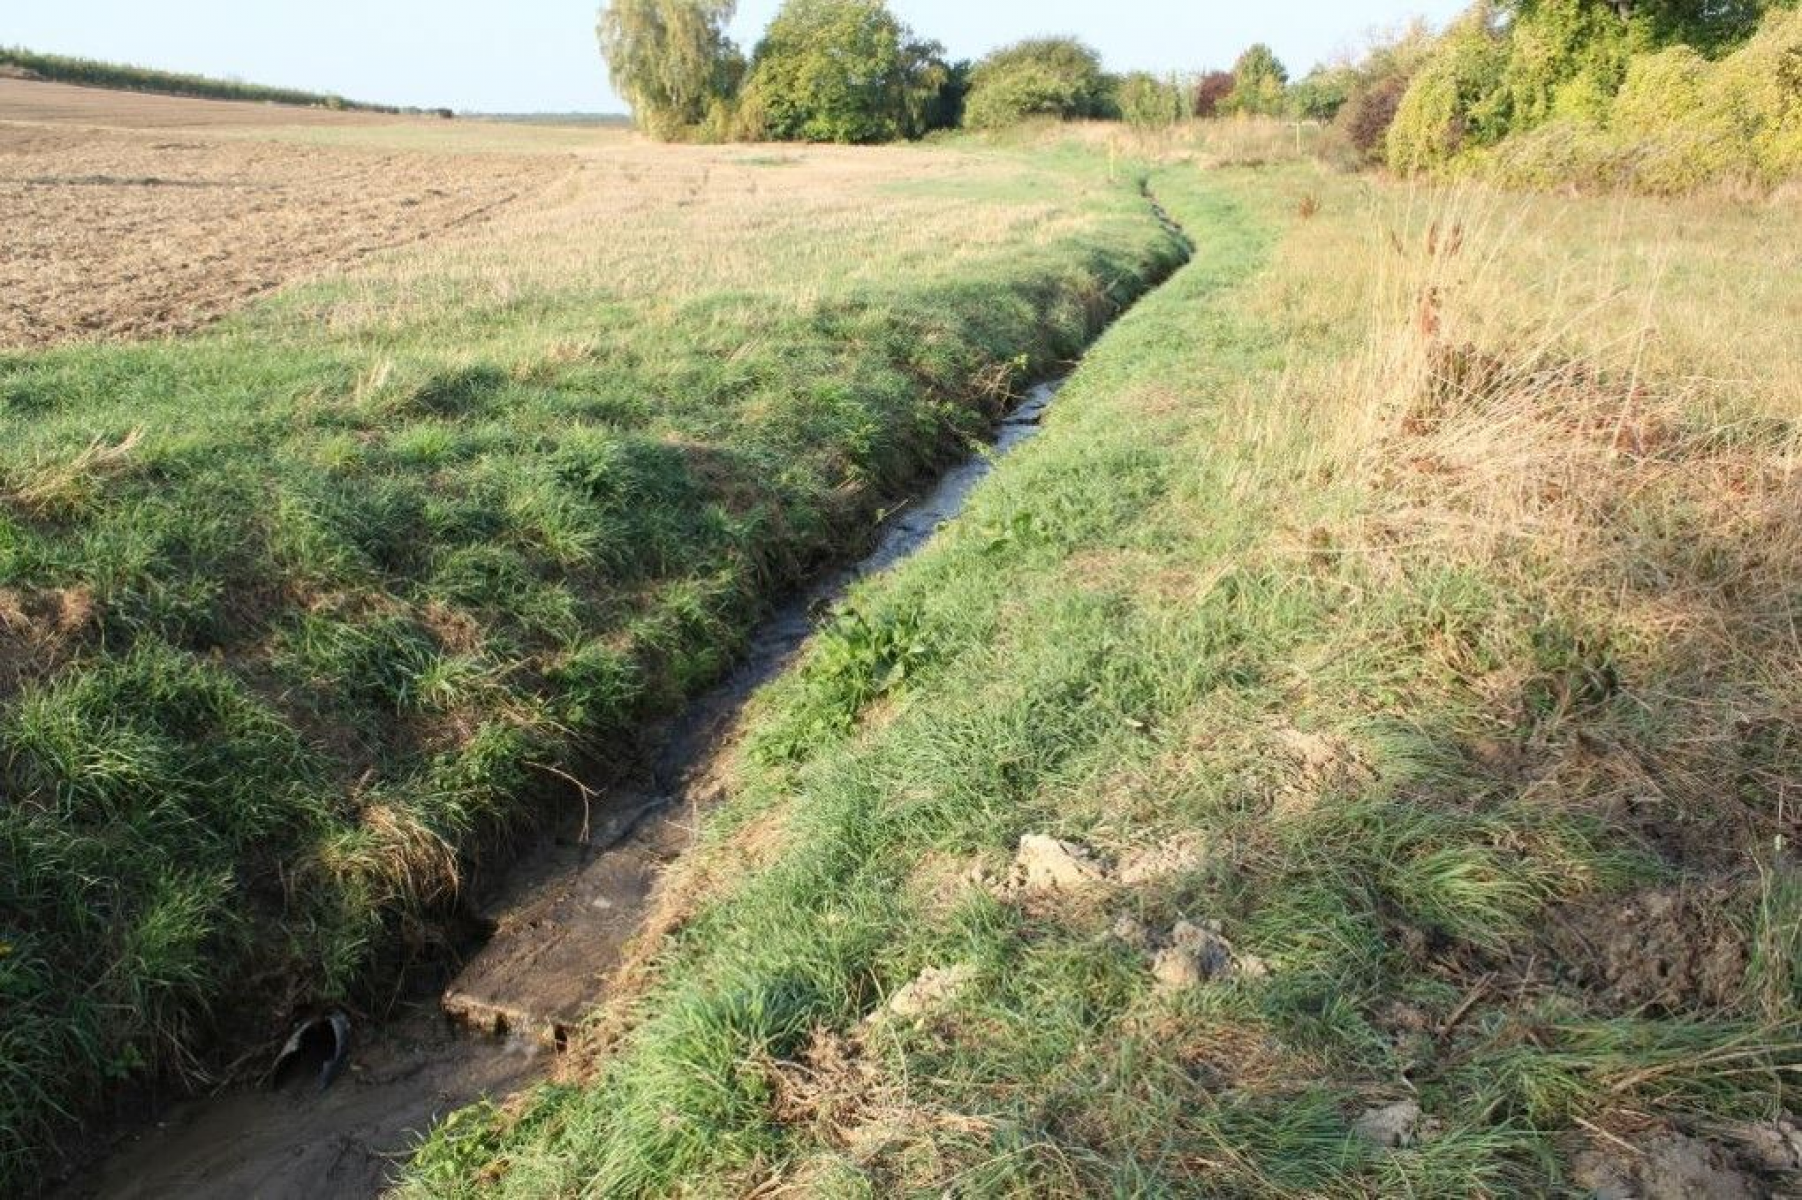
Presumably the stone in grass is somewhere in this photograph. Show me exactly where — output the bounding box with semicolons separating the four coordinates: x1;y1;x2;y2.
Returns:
1352;1101;1426;1151
880;964;978;1021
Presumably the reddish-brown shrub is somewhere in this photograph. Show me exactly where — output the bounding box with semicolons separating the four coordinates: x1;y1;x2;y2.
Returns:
1336;73;1409;163
1193;71;1235;118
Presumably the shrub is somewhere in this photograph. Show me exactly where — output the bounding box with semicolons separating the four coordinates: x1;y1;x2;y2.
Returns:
1225;43;1290;116
1480;6;1802;192
1337;73;1412;162
1387;6;1512;173
1193;70;1235;117
1724;6;1802;180
1309;23;1437;164
1477;117;1629;188
1389;0;1801;187
1289;66;1355;121
1495;0;1642;133
962;37;1110;130
1612;44;1708;136
1118;72;1188;130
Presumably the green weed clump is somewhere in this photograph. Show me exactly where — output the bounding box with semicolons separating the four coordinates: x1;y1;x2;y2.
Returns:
0;142;1186;1188
405;159;1802;1195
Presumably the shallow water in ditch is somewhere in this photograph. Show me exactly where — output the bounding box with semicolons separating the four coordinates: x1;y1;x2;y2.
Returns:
58;381;1063;1200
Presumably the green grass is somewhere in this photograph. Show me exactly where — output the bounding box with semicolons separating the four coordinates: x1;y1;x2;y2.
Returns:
403;157;1802;1195
0;45;402;112
0;142;1187;1188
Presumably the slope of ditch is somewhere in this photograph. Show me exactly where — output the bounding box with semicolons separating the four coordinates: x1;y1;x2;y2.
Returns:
37;170;1195;1195
401;162;1802;1197
64;380;1087;1200
4;137;1188;1191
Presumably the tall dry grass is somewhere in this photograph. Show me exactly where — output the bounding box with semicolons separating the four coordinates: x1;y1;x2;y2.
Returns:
1280;175;1802;956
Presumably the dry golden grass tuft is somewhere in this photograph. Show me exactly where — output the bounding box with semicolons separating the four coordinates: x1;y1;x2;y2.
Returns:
6;426;144;516
321;801;465;912
0;585;96;701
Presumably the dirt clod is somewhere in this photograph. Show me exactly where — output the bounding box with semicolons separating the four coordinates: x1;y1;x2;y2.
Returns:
880;964;978;1020
1111;914;1153;950
1150;920;1266;991
1571;1133;1761;1200
1005;834;1109;894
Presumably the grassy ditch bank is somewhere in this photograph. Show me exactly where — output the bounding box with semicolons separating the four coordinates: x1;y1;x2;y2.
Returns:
406;161;1802;1195
0;142;1186;1188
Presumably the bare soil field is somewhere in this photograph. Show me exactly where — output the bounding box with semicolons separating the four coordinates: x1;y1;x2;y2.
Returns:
0;79;567;347
0;77;398;129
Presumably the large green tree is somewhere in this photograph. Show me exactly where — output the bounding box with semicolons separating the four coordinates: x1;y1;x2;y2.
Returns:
1118;72;1188;130
1226;43;1290;115
743;0;950;143
597;0;742;140
961;38;1111;130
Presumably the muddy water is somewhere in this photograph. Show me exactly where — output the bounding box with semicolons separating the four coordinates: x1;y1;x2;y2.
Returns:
60;381;1063;1200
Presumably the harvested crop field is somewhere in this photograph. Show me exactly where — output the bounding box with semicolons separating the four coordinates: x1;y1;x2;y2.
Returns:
0;80;564;346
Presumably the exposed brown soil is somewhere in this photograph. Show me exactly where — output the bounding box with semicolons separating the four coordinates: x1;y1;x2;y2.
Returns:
0;78;391;130
442;792;691;1047
1547;883;1753;1013
0;585;95;700
0;79;563;347
1569;1128;1799;1200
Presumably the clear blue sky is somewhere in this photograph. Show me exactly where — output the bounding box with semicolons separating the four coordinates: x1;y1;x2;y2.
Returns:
5;1;1469;113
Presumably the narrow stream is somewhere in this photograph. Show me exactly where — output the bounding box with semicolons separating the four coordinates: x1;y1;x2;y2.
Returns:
60;380;1067;1200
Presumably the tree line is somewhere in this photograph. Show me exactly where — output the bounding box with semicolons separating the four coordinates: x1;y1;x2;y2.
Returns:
0;46;407;113
596;0;1319;143
597;0;1802;194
